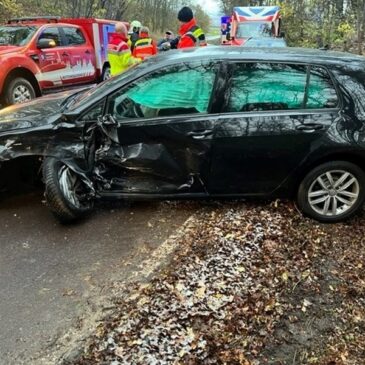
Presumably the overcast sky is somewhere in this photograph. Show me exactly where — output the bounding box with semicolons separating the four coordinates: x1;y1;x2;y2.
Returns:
194;0;221;15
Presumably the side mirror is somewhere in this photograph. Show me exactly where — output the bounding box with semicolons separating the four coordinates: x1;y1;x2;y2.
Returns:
37;38;57;49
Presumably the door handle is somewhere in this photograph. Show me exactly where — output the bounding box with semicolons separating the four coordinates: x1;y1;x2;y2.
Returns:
296;123;324;131
85;50;91;54
187;129;213;139
62;52;69;57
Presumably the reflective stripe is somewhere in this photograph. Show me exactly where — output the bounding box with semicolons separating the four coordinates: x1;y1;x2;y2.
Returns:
107;48;131;56
135;38;152;47
134;37;154;59
192;27;204;38
185;25;206;47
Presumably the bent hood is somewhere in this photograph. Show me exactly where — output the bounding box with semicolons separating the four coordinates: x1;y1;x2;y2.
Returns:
0;90;84;133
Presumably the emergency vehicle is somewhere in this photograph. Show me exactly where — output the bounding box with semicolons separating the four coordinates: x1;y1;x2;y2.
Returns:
0;16;126;105
221;6;283;46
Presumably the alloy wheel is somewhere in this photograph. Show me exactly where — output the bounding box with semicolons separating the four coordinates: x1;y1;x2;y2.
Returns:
12;85;32;104
308;170;359;217
58;165;85;209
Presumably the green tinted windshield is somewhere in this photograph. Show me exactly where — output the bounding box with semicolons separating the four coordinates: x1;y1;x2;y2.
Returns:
0;26;37;46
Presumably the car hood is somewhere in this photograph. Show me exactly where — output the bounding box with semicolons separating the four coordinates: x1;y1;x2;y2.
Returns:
0;90;80;133
0;45;24;56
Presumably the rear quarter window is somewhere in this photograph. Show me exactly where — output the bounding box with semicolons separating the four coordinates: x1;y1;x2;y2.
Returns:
307;66;339;108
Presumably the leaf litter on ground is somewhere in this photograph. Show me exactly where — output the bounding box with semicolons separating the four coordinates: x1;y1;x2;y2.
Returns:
69;200;365;365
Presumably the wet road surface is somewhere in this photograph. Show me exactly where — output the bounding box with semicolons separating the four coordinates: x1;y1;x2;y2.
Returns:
0;190;196;364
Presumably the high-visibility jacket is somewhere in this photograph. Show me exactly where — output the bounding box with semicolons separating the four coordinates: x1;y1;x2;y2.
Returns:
107;33;140;76
178;18;207;49
133;37;157;60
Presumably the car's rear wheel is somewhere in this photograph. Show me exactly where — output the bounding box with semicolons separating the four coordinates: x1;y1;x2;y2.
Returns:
297;161;365;222
43;158;94;223
5;77;36;105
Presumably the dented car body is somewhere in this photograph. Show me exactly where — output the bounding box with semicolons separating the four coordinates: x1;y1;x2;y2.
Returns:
1;46;365;223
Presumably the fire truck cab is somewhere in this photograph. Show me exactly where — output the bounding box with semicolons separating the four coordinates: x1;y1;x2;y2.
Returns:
221;6;282;46
0;16;124;105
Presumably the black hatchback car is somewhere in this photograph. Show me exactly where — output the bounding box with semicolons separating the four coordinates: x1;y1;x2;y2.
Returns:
1;46;365;223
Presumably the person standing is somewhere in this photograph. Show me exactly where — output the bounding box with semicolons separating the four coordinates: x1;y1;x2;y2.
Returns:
177;6;207;49
157;30;176;51
128;20;142;52
107;22;140;76
133;26;157;60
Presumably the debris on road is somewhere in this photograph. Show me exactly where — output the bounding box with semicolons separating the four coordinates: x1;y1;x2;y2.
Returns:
68;201;365;365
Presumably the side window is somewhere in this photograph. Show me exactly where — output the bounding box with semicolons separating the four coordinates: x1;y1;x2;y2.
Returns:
38;27;61;46
226;63;339;113
63;27;86;46
107;62;216;120
307;66;338;108
227;63;307;112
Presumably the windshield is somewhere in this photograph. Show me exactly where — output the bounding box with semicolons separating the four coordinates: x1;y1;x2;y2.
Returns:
0;26;37;46
236;22;273;38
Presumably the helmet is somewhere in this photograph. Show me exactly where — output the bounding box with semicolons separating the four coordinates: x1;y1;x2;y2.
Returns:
130;20;142;29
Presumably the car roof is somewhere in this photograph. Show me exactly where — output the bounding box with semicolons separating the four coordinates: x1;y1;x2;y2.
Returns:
147;46;365;68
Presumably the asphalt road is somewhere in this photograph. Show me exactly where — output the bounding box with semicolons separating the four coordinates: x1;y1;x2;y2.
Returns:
0;189;196;364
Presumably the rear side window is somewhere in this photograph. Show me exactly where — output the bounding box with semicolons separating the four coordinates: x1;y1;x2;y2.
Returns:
38;27;61;46
226;63;338;112
63;27;86;46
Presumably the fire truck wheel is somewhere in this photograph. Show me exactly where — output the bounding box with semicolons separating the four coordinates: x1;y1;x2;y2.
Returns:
5;77;36;105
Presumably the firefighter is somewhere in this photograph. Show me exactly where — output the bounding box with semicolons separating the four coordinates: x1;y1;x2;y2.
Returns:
133;26;157;60
128;20;142;52
107;22;140;76
177;6;207;48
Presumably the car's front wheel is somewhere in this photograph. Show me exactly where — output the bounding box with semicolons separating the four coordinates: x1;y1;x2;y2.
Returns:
43;158;94;223
297;161;365;222
5;77;36;105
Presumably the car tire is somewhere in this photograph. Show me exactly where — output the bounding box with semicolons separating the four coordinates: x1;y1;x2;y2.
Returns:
101;65;111;81
43;157;94;223
5;77;36;105
297;161;365;223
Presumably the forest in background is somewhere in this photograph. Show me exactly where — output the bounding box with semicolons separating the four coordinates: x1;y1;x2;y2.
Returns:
221;0;365;53
0;0;210;37
2;0;365;53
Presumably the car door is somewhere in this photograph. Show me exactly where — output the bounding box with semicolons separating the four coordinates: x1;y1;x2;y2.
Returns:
35;26;72;88
209;62;340;195
59;26;97;85
94;61;221;195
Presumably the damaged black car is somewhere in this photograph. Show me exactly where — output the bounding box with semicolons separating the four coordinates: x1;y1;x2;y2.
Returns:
1;46;365;223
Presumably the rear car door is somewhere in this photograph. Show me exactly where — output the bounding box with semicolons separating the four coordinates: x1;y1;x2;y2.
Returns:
209;62;340;195
59;26;97;85
95;61;220;195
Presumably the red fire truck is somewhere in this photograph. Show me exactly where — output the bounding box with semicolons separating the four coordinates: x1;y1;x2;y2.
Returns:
221;6;282;46
0;16;126;105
